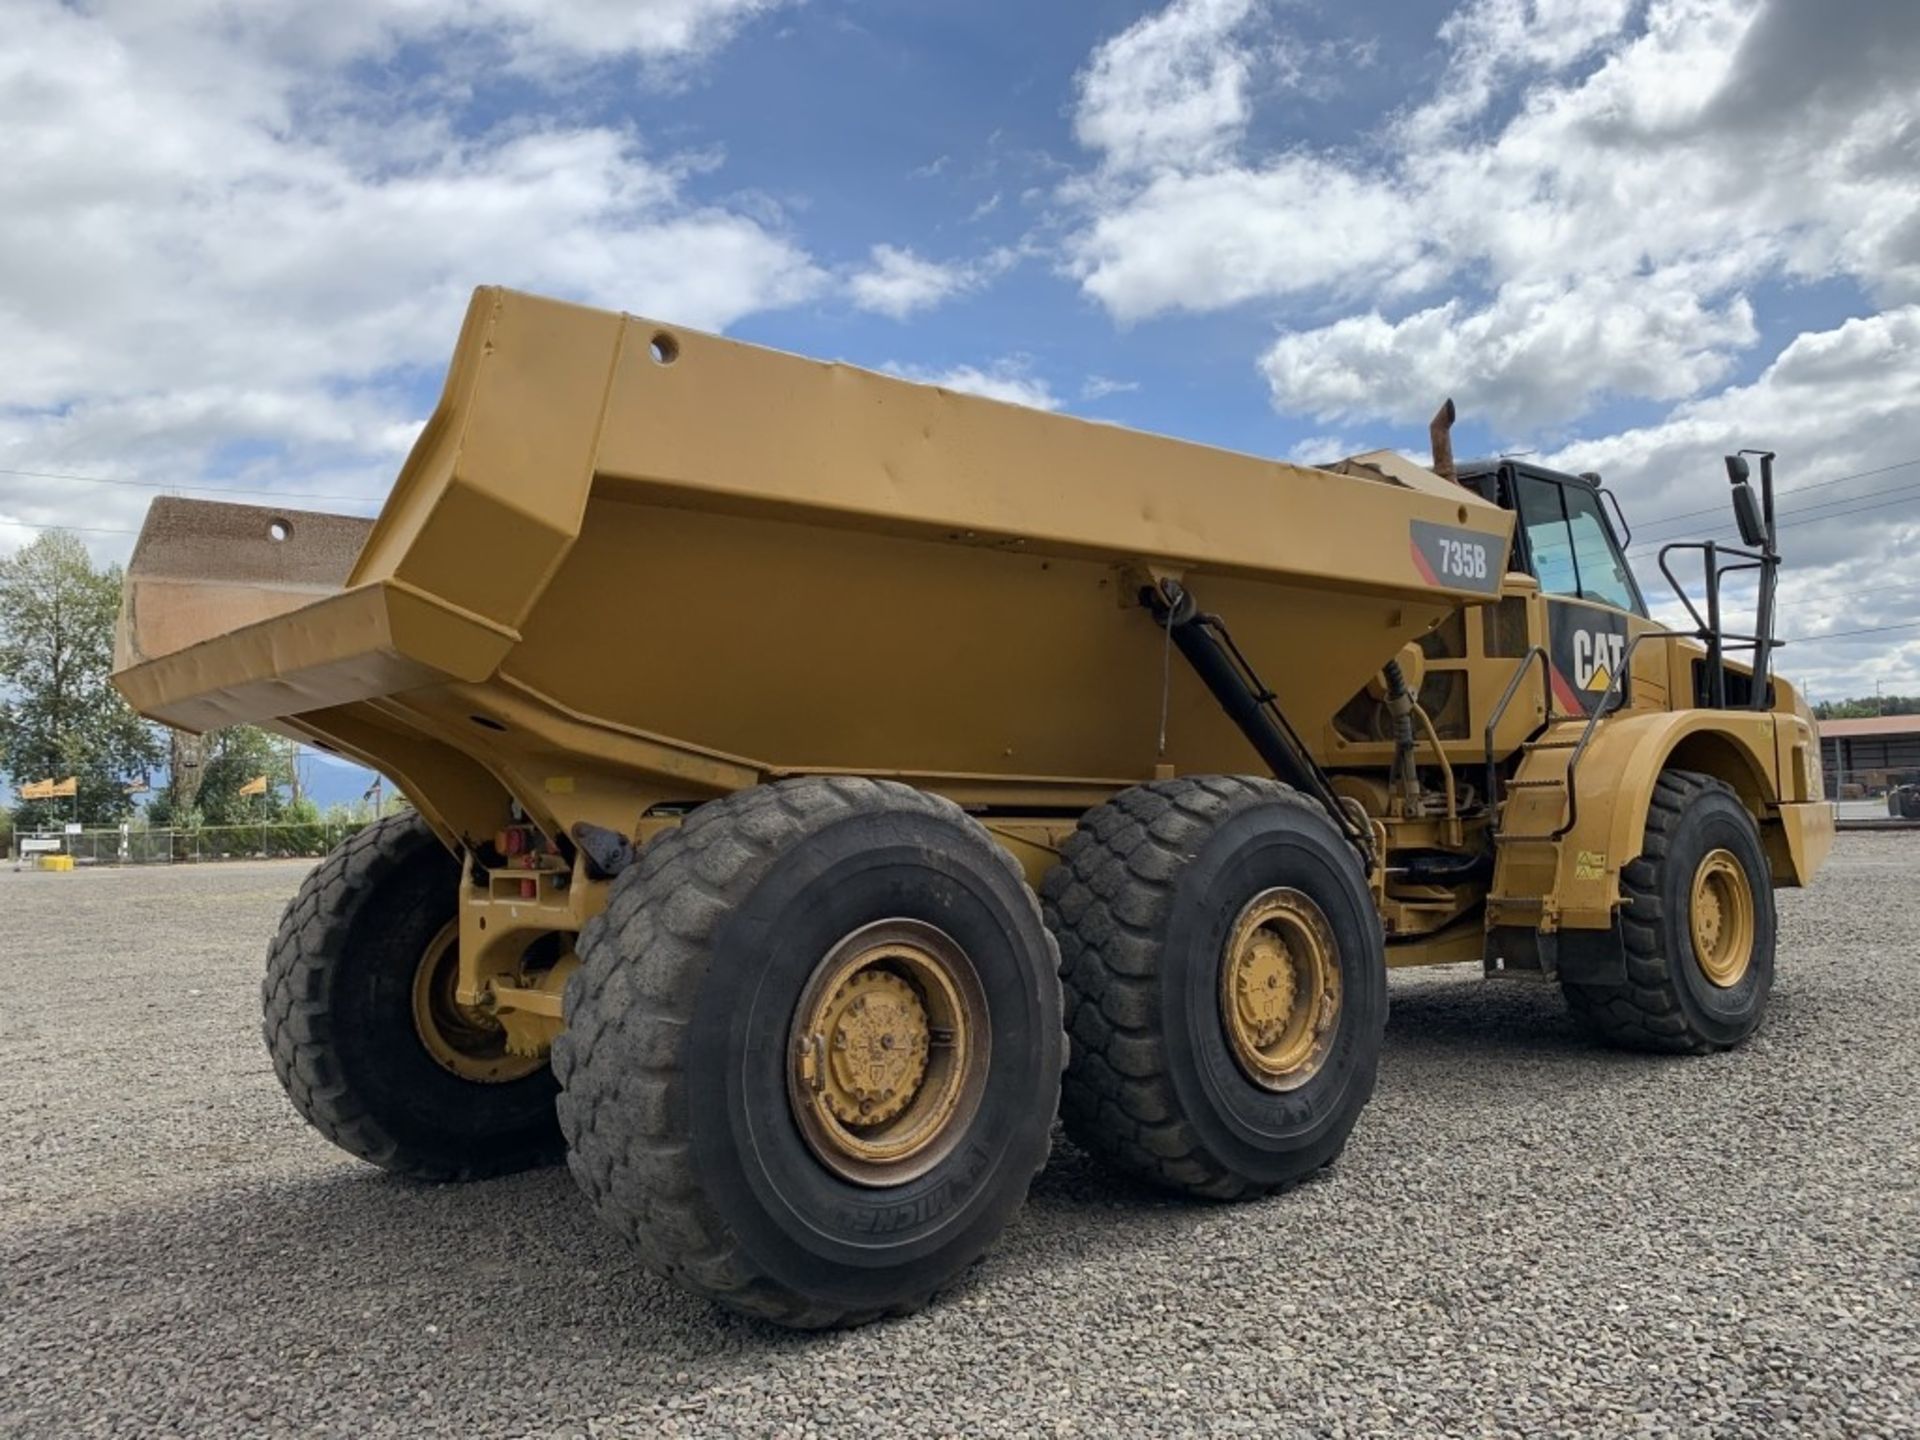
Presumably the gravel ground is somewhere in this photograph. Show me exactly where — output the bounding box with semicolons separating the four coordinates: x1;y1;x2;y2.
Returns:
3;837;1917;1439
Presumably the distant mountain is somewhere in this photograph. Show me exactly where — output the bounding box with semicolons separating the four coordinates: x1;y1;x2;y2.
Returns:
296;751;387;810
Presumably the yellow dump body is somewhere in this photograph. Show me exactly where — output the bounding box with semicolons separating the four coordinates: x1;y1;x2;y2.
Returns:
115;286;1513;850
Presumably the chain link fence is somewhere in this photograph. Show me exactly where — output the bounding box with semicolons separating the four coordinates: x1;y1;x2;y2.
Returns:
1826;769;1920;820
11;822;370;867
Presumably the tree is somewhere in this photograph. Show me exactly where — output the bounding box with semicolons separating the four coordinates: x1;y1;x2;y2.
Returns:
195;726;296;825
150;724;296;827
0;531;160;828
1813;695;1920;720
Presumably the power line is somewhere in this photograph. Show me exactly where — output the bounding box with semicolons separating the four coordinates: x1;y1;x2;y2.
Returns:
1647;566;1920;647
0;518;143;537
1786;619;1920;644
1627;455;1920;537
1636;487;1920;553
1627;486;1920;558
0;464;381;505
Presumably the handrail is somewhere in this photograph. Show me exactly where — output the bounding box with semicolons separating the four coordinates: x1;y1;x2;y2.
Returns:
1550;630;1689;840
1483;645;1552;815
1658;538;1777;712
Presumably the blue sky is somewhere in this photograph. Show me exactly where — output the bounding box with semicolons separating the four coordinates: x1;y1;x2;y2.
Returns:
2;0;1918;701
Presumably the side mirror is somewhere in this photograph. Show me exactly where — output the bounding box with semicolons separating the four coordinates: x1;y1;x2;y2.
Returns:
1726;454;1767;549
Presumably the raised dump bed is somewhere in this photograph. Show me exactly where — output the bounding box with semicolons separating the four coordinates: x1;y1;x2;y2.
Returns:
114;286;1826;1329
117;288;1514;842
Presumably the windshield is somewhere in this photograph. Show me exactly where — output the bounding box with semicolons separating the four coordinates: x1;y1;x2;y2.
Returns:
1515;475;1646;616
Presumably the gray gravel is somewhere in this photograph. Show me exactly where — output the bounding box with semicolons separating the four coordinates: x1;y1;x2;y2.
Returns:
3;838;1917;1438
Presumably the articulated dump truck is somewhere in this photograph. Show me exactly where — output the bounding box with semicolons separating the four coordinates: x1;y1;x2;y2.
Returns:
113;288;1832;1327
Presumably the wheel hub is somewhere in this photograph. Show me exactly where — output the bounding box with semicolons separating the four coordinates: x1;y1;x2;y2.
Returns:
1232;933;1299;1049
1690;848;1755;988
410;920;546;1084
788;920;989;1187
818;969;931;1128
1219;888;1341;1091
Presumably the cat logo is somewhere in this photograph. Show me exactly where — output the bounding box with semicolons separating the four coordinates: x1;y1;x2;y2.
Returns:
1572;628;1627;694
1547;601;1632;716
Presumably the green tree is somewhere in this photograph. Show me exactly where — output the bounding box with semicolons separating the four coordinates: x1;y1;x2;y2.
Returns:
151;725;296;827
0;531;160;827
1814;695;1920;720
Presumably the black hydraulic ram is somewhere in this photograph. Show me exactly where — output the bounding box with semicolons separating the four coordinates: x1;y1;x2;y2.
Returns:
1143;578;1375;871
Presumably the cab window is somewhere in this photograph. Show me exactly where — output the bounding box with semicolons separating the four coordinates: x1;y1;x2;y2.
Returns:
1514;475;1646;616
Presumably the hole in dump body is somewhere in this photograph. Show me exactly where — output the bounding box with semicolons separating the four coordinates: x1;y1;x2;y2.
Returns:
650;332;679;365
470;715;507;732
268;519;292;542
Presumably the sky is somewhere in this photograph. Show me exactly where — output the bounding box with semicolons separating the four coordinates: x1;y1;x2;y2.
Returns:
2;0;1918;704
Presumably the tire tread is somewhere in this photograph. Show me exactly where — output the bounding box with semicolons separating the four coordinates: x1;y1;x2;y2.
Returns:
554;776;1062;1329
1040;775;1349;1200
261;812;558;1180
1561;769;1753;1055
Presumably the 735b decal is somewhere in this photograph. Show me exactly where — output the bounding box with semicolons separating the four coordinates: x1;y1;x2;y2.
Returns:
1408;520;1503;594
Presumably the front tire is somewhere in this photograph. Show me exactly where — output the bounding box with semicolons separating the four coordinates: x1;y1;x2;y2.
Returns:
1562;770;1776;1053
554;777;1064;1329
262;812;562;1180
1041;776;1387;1200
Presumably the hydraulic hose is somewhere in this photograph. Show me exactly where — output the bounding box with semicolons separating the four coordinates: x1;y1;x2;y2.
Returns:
1380;660;1422;816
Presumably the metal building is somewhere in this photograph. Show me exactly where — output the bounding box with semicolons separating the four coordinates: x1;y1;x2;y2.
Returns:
1818;714;1920;797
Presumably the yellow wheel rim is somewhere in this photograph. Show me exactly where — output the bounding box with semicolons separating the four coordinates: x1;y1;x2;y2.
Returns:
1690;849;1755;988
409;921;545;1084
1219;888;1342;1091
787;920;989;1187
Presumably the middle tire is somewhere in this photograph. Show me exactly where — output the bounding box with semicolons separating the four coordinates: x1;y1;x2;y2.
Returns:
554;776;1064;1329
1042;776;1387;1200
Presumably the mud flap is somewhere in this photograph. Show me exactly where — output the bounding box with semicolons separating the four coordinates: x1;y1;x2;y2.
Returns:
1486;922;1628;985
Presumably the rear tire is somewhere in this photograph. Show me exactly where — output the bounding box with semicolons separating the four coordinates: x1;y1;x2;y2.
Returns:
554;777;1064;1329
262;812;562;1180
1561;770;1776;1054
1040;776;1386;1200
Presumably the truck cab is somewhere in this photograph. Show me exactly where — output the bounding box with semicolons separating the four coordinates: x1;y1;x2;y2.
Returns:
1459;458;1654;717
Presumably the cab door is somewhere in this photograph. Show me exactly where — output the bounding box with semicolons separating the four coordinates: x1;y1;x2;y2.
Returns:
1508;471;1661;716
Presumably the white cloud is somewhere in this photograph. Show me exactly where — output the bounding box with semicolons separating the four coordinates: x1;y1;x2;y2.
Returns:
1270;32;1380;100
1284;434;1371;465
1073;0;1259;174
0;0;820;561
847;245;975;320
82;0;794;71
1081;375;1142;401
884;361;1062;412
1071;158;1415;323
1402;0;1638;140
1064;0;1920;432
846;243;1028;320
968;192;1004;222
1262;276;1758;429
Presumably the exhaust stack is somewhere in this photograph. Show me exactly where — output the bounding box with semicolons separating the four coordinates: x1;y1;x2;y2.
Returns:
1429;397;1457;484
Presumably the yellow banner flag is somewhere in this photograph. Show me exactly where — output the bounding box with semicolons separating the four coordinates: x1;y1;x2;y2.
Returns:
238;775;270;797
49;777;78;798
19;778;71;801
